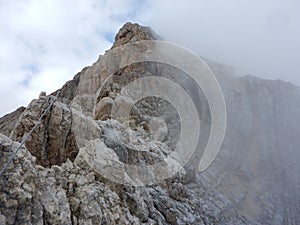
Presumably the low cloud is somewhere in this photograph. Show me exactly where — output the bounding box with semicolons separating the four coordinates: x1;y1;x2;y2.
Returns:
0;0;140;115
137;0;300;85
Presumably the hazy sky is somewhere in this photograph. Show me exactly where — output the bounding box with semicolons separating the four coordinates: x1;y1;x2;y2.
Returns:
0;0;299;115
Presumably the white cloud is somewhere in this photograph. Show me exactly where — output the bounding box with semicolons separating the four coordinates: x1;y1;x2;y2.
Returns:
136;0;300;85
0;0;140;116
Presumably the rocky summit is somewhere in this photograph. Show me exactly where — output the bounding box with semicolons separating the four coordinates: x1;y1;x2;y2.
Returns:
0;22;300;225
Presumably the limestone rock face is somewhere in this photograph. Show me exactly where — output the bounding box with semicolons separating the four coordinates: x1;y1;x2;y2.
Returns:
112;22;161;48
0;134;258;225
94;97;114;120
10;96;78;167
0;22;300;225
0;106;25;137
0;134;46;225
55;71;81;104
198;75;300;224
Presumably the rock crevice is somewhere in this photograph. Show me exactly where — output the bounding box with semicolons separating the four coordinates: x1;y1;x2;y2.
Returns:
0;22;300;225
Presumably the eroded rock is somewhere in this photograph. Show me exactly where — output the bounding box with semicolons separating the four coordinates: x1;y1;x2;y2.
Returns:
0;22;299;225
10;97;78;167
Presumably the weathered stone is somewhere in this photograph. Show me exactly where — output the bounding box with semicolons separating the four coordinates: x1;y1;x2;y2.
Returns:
168;182;189;201
0;106;25;137
0;134;43;225
112;22;161;48
10;98;78;167
39;91;46;98
94;96;114;120
0;22;299;225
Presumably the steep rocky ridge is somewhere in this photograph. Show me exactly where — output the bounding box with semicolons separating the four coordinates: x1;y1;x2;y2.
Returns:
0;107;25;137
0;22;299;224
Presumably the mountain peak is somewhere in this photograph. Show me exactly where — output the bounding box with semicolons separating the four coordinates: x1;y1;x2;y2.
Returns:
112;22;161;48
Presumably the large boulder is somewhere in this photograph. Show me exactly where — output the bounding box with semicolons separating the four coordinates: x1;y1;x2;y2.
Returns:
10;96;78;167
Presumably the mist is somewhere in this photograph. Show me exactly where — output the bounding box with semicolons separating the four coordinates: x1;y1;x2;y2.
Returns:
137;0;300;85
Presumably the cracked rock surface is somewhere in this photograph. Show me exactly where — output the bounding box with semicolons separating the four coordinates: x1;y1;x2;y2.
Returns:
0;133;258;225
0;22;300;225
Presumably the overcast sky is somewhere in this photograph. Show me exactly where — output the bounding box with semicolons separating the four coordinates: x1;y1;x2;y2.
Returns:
0;0;299;116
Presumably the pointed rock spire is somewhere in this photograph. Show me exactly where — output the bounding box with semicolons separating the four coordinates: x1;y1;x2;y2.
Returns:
112;22;161;48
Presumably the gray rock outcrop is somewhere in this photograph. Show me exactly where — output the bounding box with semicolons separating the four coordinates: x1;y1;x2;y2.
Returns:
0;22;299;224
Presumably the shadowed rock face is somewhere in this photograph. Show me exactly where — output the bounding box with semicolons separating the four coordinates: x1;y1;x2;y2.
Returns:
0;106;25;137
0;22;300;224
10;96;78;167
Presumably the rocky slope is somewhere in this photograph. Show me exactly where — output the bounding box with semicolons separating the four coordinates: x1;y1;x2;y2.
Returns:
0;22;299;224
0;107;25;138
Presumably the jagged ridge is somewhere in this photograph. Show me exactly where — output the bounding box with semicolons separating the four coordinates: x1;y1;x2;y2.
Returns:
0;22;300;225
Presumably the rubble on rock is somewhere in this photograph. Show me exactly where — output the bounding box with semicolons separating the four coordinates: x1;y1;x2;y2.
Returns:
0;22;300;225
